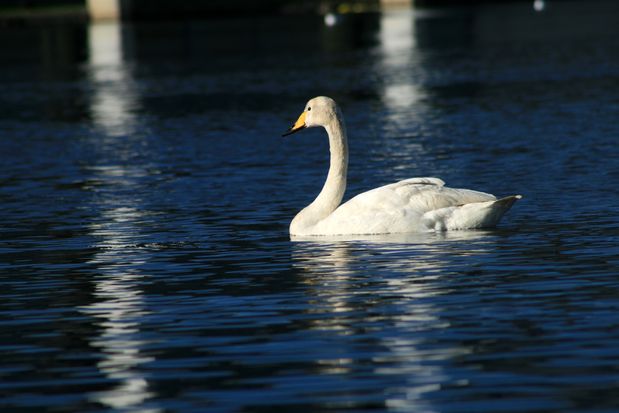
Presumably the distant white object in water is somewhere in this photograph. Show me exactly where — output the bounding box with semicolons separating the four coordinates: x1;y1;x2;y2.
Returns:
533;0;545;12
324;13;338;27
283;97;522;236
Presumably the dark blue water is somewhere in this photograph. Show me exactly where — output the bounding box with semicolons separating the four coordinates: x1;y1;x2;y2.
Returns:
2;2;619;412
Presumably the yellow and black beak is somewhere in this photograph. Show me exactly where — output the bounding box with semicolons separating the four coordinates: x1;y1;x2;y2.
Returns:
282;111;307;137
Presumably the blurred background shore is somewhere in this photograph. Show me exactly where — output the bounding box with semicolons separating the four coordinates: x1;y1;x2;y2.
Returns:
0;0;556;22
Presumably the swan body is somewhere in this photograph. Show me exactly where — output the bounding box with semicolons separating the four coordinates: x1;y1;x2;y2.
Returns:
283;96;521;237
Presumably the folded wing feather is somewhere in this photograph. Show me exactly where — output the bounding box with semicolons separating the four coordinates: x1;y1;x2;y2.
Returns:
312;177;496;234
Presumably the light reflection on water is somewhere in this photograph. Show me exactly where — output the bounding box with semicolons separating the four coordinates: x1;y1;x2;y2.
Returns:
87;22;140;138
81;205;159;413
1;2;619;413
378;9;427;118
79;22;159;413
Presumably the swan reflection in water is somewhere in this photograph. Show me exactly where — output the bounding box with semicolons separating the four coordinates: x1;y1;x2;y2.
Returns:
291;230;492;411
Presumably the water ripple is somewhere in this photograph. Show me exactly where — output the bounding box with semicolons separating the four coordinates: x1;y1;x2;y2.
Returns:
2;5;619;413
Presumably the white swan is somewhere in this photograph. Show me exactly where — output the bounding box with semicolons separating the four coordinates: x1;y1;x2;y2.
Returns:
283;96;521;237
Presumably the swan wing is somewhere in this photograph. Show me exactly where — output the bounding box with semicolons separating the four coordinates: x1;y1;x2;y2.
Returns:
313;177;497;234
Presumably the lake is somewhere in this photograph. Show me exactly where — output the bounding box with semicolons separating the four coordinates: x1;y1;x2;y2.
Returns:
1;1;619;412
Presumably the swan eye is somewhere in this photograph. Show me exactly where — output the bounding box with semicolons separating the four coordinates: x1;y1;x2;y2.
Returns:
307;107;311;111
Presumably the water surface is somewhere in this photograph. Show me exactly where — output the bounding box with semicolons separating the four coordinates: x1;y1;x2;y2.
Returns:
1;2;619;412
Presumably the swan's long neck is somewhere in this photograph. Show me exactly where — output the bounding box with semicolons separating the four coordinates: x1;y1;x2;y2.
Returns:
291;114;348;234
317;118;348;212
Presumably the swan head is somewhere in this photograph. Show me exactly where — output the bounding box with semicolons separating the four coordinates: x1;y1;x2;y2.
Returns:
283;96;339;136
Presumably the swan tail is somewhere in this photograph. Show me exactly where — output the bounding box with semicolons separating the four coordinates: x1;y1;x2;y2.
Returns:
422;195;522;231
491;195;523;214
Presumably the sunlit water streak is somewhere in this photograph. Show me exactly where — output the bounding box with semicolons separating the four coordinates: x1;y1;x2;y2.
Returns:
78;21;160;413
